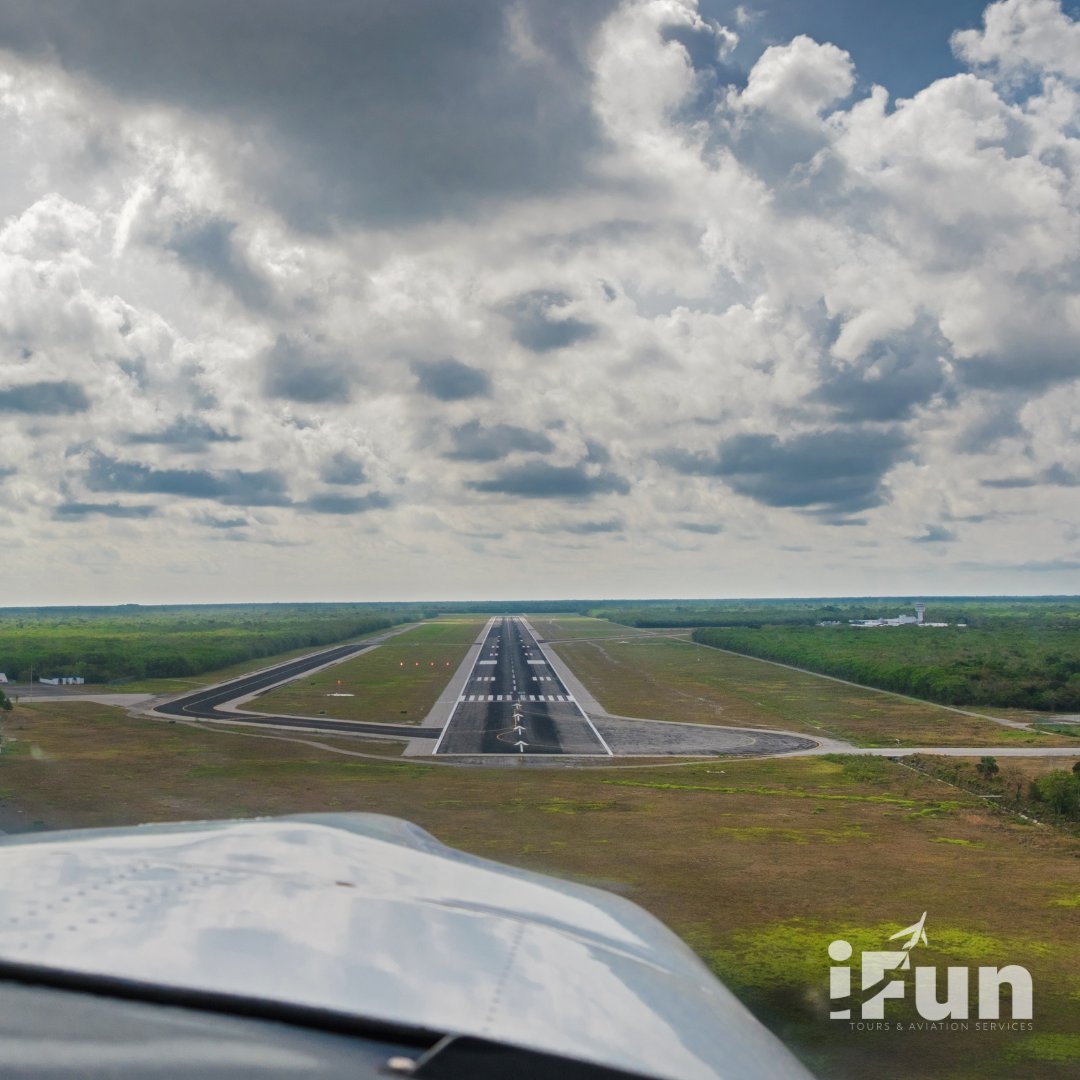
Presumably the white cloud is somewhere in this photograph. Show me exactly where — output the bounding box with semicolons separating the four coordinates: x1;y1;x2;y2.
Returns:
739;35;854;122
0;1;1077;600
952;0;1080;82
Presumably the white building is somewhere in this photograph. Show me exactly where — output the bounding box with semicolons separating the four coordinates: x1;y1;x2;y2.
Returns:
850;604;947;629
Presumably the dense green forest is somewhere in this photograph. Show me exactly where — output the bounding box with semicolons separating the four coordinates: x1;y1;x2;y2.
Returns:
0;605;416;684
593;596;1080;630
3;596;1079;706
692;622;1080;711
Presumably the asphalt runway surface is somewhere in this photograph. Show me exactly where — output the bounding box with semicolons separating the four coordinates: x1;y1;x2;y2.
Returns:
154;635;437;741
433;617;611;756
151;622;822;758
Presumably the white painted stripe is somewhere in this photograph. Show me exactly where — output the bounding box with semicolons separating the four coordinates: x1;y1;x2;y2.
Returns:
521;617;614;758
432;614;499;757
487;695;494;701
478;660;497;665
527;660;545;664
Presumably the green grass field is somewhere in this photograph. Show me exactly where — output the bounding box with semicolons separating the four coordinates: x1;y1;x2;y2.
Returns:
249;617;485;724
1;700;1078;1079
538;619;1073;748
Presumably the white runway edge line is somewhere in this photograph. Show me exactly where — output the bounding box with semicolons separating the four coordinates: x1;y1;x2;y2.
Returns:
431;616;500;756
519;616;613;757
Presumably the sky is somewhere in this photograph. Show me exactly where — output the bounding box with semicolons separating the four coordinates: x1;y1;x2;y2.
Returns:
0;0;1079;604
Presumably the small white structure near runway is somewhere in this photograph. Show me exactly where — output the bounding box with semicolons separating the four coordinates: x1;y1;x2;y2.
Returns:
847;602;948;628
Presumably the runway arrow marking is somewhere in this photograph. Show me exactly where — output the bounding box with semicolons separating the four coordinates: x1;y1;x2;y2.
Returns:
515;740;528;753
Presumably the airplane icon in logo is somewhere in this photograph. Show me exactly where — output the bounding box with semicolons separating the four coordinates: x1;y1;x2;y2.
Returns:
888;912;929;968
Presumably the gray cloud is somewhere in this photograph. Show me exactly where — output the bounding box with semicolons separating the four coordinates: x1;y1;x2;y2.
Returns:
468;461;630;499
444;420;554;461
412;358;491;401
320;453;367;486
982;463;1080;490
980;476;1037;489
126;416;241;453
0;0;618;228
677;522;723;535
54;501;156;519
954;401;1025;455
163;215;270;309
502;290;598;352
0;381;89;414
560;518;624;534
263;334;353;404
85;453;290;506
584;440;610;464
302;492;392;515
1041;463;1080;487
913;524;957;544
197;514;249;529
816;323;950;421
959;558;1080;574
660;428;910;514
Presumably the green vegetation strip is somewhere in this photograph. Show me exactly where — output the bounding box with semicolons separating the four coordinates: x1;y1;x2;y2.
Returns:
599;778;925;806
693;623;1080;712
544;623;1071;747
250;618;485;724
0;604;414;684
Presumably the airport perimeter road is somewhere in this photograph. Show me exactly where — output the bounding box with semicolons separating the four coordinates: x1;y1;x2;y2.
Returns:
154;633;437;741
434;617;611;756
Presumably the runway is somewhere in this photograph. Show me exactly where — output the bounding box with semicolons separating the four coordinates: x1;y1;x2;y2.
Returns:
433;617;611;756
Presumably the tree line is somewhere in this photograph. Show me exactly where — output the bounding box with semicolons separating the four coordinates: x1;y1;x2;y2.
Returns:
691;625;1080;711
0;606;414;684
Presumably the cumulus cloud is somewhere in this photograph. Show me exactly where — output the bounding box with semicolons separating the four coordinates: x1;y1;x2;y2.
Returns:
913;524;958;543
0;0;1078;600
444;421;555;461
952;0;1080;81
163;215;271;310
0;381;90;414
501;290;598;352
738;34;855;121
263;335;354;404
320;453;367;486
559;518;624;534
84;454;291;507
661;429;912;515
126;417;241;452
0;0;620;228
468;462;630;499
412;358;492;401
302;492;392;515
53;501;156;519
